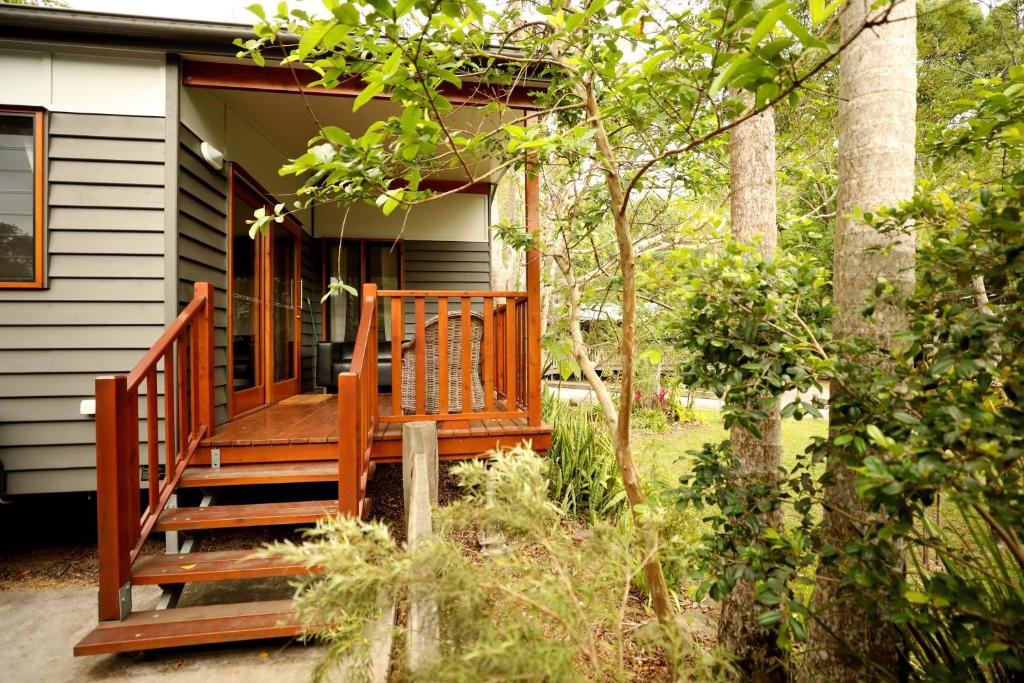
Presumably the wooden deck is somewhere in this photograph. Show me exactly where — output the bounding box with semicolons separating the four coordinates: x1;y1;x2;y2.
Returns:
197;393;552;464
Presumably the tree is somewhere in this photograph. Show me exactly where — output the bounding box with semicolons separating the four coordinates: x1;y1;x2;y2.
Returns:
717;94;786;680
802;0;917;679
239;0;887;631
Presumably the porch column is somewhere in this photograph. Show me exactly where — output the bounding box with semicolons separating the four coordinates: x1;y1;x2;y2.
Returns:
525;146;543;427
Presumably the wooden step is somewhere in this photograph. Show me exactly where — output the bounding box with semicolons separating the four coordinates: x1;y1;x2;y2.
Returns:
73;600;303;656
155;499;338;532
132;550;318;585
179;461;338;488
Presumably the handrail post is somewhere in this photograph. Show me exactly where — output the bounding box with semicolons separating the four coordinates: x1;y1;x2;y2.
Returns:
338;372;361;516
525;147;543;426
194;282;216;437
95;375;133;621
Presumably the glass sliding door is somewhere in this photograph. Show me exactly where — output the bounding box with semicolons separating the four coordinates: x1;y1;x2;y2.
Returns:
266;222;300;402
228;166;302;416
229;179;266;414
326;241;400;343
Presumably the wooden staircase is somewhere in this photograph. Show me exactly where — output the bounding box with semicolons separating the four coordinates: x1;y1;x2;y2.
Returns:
74;460;343;656
74;283;376;657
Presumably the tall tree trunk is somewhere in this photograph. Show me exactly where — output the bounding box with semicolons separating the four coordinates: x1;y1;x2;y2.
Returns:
717;97;786;682
803;0;917;680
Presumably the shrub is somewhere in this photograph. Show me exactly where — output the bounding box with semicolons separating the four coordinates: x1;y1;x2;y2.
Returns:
541;391;627;521
264;449;727;682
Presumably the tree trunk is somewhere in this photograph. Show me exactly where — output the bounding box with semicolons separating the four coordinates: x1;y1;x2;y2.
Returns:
575;81;674;626
717;97;787;682
803;0;917;680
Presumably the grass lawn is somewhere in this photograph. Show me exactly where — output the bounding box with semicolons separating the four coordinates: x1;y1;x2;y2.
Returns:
633;408;828;487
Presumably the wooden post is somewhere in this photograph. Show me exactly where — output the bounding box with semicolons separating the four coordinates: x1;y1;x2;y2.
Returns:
95;375;133;622
193;282;216;437
525;148;543;426
338;372;361;516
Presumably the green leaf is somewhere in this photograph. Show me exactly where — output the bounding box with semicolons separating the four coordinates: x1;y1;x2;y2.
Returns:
750;3;791;46
904;590;929;604
865;424;885;445
353;80;385;112
808;0;843;24
709;53;749;96
298;21;331;59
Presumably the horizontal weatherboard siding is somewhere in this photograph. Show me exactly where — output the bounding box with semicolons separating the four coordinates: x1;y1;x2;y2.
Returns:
0;112;167;495
400;239;492;337
176;124;230;425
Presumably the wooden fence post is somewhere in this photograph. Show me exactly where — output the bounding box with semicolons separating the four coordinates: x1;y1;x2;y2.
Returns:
194;281;216;437
338;372;361;516
95;375;133;621
525;147;543;426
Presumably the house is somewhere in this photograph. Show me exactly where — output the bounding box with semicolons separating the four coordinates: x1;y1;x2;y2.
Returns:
0;5;550;654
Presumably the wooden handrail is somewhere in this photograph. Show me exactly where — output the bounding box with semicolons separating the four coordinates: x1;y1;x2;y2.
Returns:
125;295;205;391
377;289;527;298
94;282;215;622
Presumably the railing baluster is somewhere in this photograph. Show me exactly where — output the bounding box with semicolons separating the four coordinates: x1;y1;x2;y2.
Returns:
145;368;159;514
176;337;187;464
414;296;426;414
391;296;402;416
163;350;175;474
482;297;494;411
128;386;141;532
461;297;472;414
189;322;199;441
437;296;448;415
495;303;505;395
505;298;518;410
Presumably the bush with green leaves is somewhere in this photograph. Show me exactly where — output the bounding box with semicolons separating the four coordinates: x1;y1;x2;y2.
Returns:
264;448;724;682
648;71;1024;678
542;391;628;521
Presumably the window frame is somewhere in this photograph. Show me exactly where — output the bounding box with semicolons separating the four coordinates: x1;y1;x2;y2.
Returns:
0;106;45;289
320;237;404;343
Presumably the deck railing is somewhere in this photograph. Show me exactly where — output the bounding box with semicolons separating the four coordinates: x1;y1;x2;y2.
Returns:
338;284;541;515
337;283;378;517
94;282;215;621
377;289;538;423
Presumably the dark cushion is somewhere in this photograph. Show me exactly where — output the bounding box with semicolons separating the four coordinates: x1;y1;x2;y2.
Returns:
317;341;393;391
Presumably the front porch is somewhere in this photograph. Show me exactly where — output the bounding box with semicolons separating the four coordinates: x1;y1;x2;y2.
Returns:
76;279;551;656
198;391;552;464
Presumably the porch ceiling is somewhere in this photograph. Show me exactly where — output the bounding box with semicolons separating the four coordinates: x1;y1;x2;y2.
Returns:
212;87;517;185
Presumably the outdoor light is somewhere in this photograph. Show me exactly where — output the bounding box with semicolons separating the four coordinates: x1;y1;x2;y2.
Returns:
200;141;225;170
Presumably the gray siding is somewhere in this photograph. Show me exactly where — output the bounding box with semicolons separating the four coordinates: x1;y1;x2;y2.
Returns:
400;240;491;338
300;231;320;391
0;112;167;494
176;124;229;425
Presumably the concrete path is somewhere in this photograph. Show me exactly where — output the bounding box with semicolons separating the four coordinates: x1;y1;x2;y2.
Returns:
0;585;324;682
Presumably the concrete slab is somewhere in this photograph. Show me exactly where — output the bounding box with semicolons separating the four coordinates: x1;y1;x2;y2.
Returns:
0;585;325;682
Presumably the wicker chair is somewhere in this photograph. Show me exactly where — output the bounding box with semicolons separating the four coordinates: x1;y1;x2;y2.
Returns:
401;311;485;414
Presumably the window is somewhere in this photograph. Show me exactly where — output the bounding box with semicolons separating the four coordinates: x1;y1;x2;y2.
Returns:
325;240;401;342
0;108;43;288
